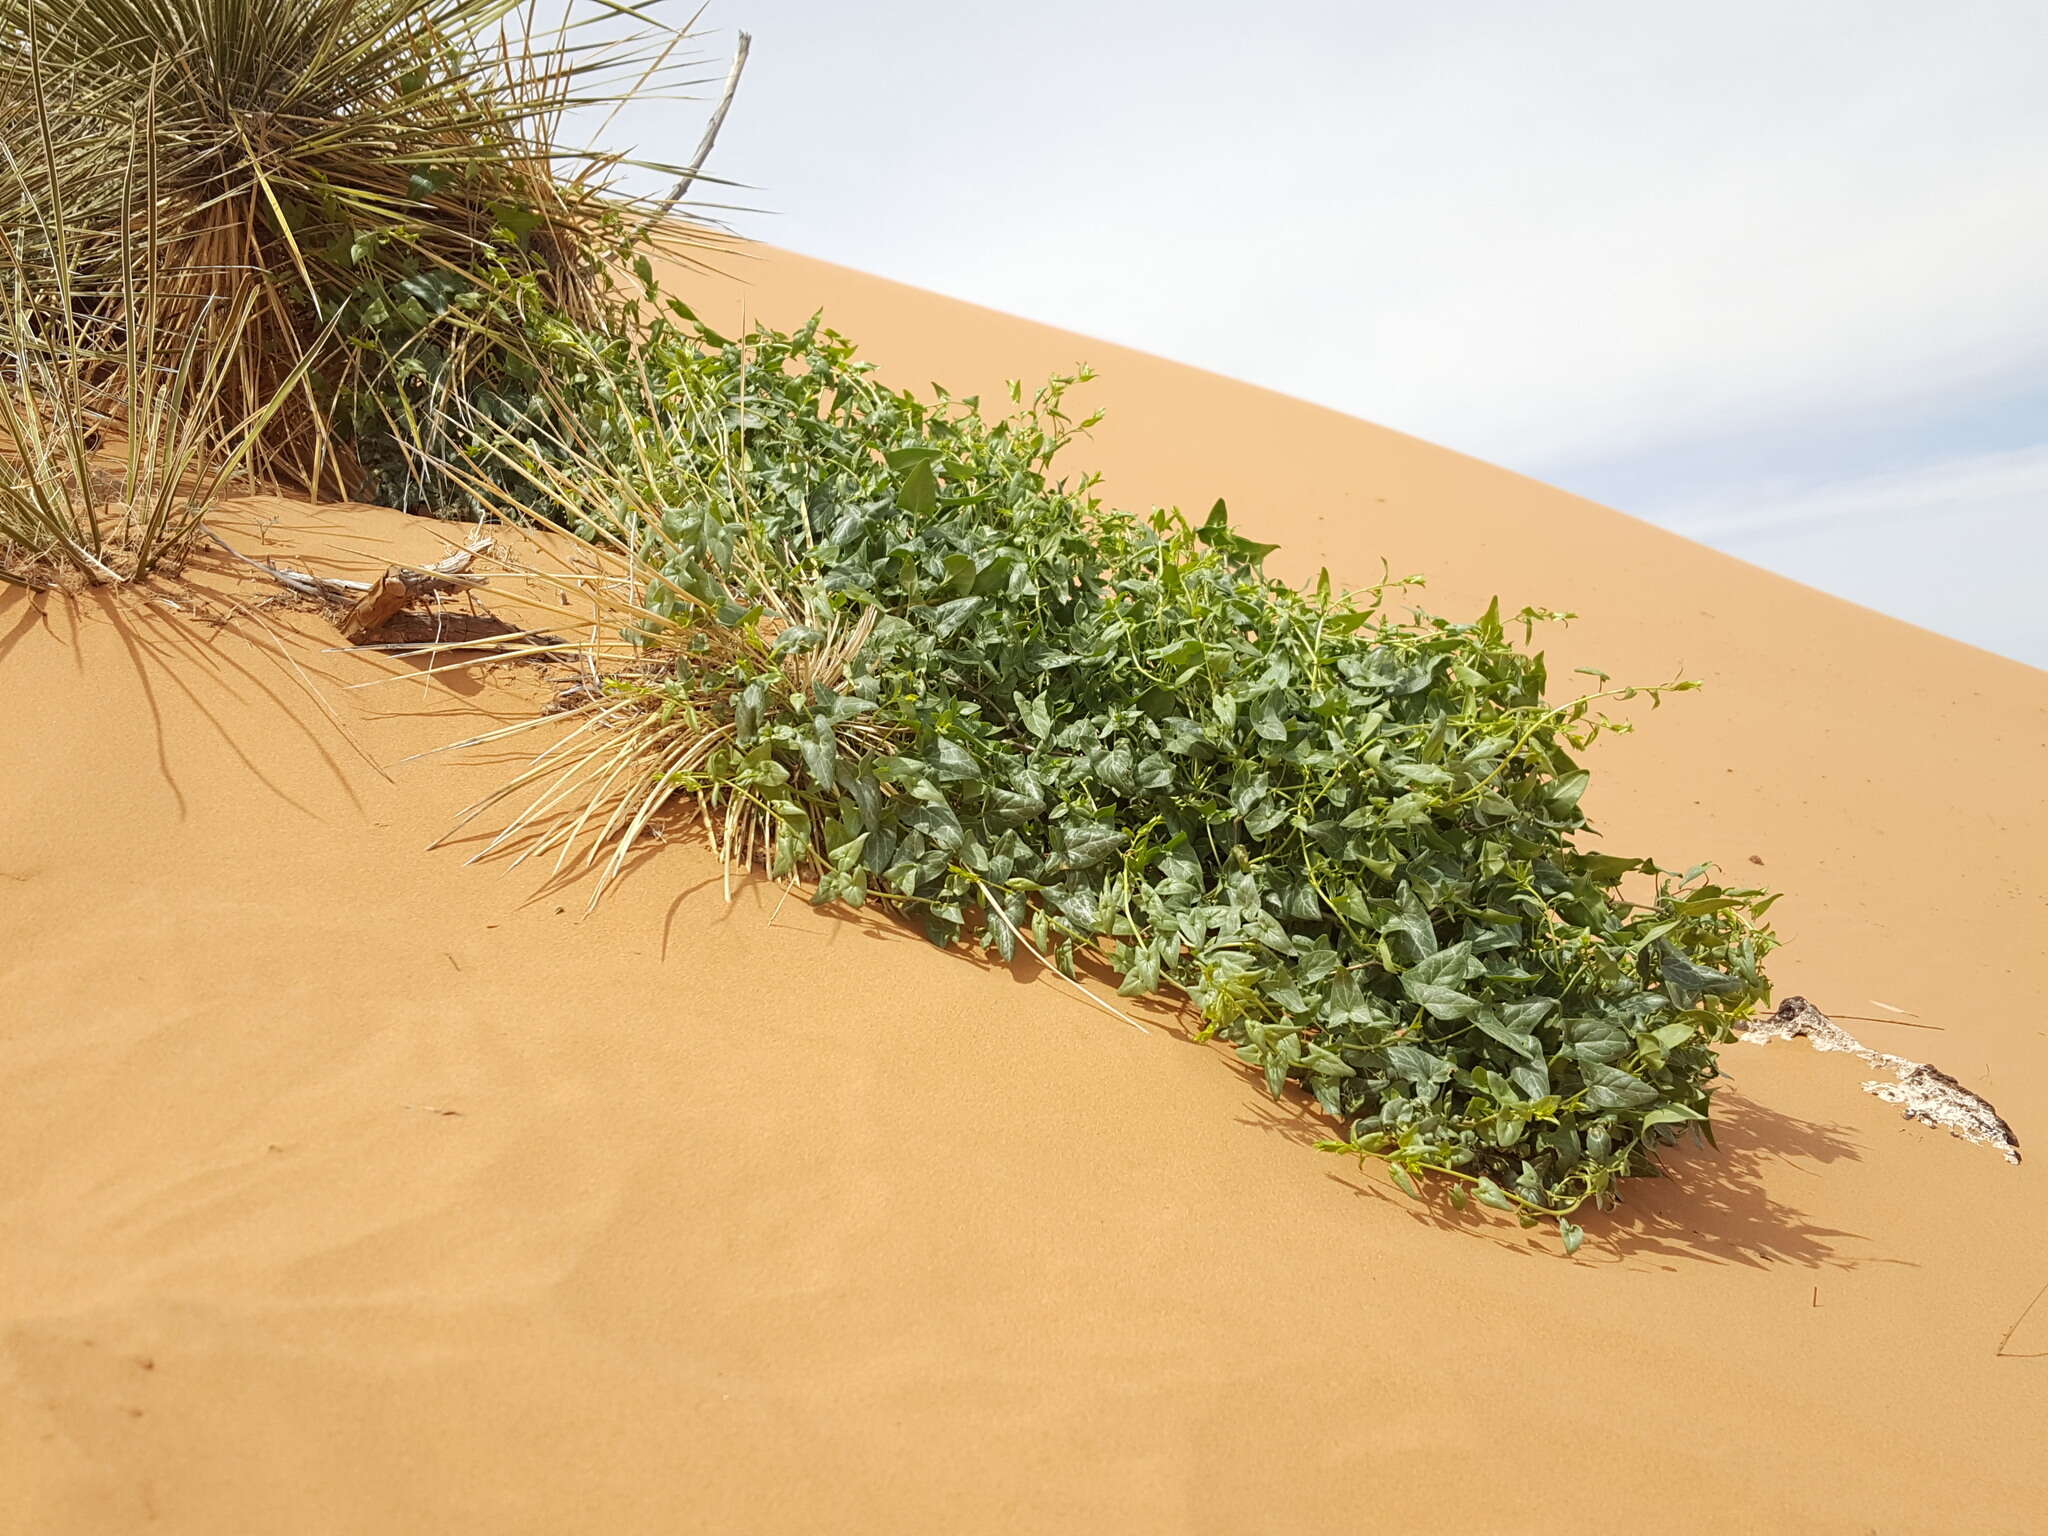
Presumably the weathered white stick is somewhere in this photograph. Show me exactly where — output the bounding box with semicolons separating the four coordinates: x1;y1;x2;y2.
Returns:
1739;996;2020;1163
650;30;750;224
202;528;489;601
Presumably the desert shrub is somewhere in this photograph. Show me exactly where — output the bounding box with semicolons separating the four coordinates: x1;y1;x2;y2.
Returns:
448;311;1779;1249
0;0;701;499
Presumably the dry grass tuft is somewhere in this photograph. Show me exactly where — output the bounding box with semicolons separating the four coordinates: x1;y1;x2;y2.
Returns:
415;365;889;906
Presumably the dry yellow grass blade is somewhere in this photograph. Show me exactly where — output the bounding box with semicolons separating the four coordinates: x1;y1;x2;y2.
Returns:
390;350;901;909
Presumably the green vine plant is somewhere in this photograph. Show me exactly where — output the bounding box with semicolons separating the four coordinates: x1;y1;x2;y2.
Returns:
431;306;1779;1255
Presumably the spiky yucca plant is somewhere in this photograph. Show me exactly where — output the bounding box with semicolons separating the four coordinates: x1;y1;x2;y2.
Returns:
0;0;703;498
0;86;313;588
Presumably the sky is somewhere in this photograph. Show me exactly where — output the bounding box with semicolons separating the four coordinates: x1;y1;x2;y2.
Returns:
589;0;2048;668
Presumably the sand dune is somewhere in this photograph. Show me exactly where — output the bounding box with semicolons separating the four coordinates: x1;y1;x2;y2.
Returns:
3;246;2044;1533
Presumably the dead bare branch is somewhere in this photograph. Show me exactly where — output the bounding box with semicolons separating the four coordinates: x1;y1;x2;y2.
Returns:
647;29;749;226
1738;997;2020;1163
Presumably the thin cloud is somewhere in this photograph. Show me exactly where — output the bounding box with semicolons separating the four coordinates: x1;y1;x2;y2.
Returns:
1654;445;2048;545
589;0;2048;665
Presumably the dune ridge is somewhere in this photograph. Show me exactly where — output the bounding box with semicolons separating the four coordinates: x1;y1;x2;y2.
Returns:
2;245;2044;1533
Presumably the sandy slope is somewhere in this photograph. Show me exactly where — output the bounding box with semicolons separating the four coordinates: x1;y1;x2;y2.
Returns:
3;246;2044;1534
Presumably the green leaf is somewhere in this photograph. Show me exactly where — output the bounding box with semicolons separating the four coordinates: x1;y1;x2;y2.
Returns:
1641;1103;1708;1130
1565;1017;1631;1065
1472;1009;1542;1061
1647;1022;1697;1053
1576;852;1651;882
1654;939;1745;1007
1403;941;1476;988
927;742;978;787
1383;884;1439;962
1196;498;1282;567
990;782;1046;825
1500;996;1558;1033
929;595;982;639
1385;1042;1450;1083
1058;824;1122;871
1252;695;1290;742
800;716;837;787
1402;980;1482;1021
1581;1061;1659;1111
896;457;938;517
1301;1044;1354;1079
1473;1177;1515;1212
1547;771;1591;816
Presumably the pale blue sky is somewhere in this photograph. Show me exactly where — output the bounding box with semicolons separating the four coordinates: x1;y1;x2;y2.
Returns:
593;0;2048;667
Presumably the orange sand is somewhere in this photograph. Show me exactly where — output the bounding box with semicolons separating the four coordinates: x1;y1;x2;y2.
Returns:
3;246;2044;1533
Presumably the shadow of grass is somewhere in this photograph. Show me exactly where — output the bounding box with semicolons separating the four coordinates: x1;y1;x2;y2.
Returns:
1290;1088;1873;1269
713;884;1876;1270
390;636;1881;1275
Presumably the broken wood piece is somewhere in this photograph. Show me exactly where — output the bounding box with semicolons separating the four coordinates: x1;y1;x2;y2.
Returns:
201;529;491;604
335;562;486;642
1737;996;2020;1163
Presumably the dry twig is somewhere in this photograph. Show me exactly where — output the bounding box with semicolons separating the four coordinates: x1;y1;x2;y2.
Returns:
647;28;750;226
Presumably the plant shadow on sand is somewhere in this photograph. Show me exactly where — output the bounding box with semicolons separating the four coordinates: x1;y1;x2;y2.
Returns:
3;580;368;821
309;652;1880;1278
1263;1080;1870;1271
1144;973;1874;1272
700;870;1880;1273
